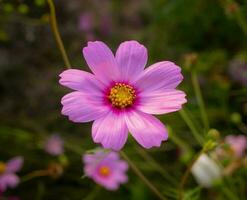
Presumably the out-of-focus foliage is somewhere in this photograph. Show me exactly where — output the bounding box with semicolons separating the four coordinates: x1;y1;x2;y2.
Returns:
0;0;246;199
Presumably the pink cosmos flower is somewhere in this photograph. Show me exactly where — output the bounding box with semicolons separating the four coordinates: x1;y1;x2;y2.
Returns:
44;134;64;156
59;41;187;150
225;135;247;157
83;151;128;190
0;157;23;192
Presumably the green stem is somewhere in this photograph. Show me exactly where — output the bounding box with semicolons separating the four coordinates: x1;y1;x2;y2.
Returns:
221;186;239;200
64;141;84;155
46;0;71;68
135;147;177;185
83;185;101;200
21;170;50;182
178;149;204;200
179;109;204;145
226;0;247;36
191;71;210;131
120;151;167;200
169;127;190;152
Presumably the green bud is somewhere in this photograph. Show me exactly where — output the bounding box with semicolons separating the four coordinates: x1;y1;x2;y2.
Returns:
35;0;46;6
207;129;220;140
3;3;14;13
230;112;242;124
203;140;217;152
58;154;69;167
18;4;29;14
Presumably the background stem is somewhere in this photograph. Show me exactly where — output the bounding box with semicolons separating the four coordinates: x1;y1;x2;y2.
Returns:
120;151;167;200
178;149;204;200
47;0;71;68
191;71;210;132
179;109;204;145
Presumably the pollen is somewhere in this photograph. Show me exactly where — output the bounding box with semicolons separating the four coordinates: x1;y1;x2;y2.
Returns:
108;83;136;108
99;166;111;177
0;162;6;174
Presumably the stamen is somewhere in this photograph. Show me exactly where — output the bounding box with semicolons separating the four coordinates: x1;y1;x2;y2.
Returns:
108;83;136;108
99;166;111;177
0;162;6;174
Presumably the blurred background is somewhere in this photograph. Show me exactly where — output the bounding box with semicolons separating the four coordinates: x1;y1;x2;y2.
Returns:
0;0;246;199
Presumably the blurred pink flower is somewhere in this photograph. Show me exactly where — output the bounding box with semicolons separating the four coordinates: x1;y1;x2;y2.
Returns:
83;151;128;190
0;157;23;192
100;15;112;36
59;41;186;150
78;12;93;33
44;134;64;156
229;59;247;86
225;135;247;157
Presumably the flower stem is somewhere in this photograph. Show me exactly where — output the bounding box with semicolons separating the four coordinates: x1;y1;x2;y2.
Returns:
191;71;210;132
221;186;239;200
21;170;50;182
83;185;101;200
120;151;167;200
179;109;204;145
135;147;177;185
225;0;247;36
46;0;71;68
178;149;204;200
64;141;84;155
169;126;190;152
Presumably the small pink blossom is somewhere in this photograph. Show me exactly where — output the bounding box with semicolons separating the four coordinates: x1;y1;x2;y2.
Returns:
0;157;23;192
83;151;128;190
78;12;93;33
59;41;187;150
44;134;64;156
225;135;247;157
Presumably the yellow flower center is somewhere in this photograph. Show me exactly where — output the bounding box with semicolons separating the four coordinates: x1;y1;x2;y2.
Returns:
108;83;136;108
99;166;111;177
0;162;6;174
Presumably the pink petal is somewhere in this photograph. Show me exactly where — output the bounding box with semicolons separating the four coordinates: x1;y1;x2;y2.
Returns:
61;91;109;122
225;135;247;157
115;41;147;82
106;152;120;162
116;161;129;172
114;172;128;184
93;175;119;190
44;134;64;156
82;41;119;84
134;61;183;93
0;174;20;191
92;111;128;151
59;69;105;92
137;89;187;115
6;157;23;173
125;111;168;148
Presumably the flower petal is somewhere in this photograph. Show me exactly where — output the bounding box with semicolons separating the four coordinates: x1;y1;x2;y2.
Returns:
82;41;119;84
6;157;23;173
92;111;128;151
113;172;128;184
134;61;183;93
94;175;119;190
0;174;20;191
125;111;168;148
115;41;147;82
59;69;105;92
137;89;187;115
61;91;109;122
